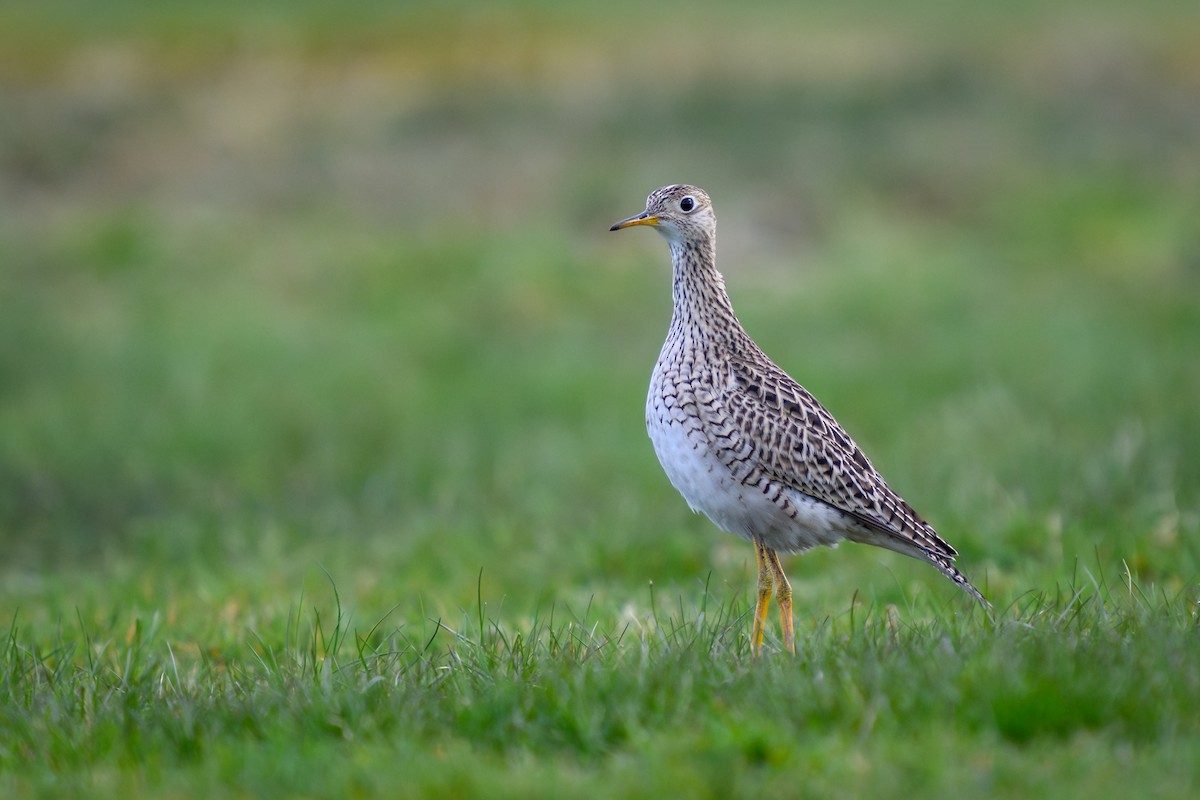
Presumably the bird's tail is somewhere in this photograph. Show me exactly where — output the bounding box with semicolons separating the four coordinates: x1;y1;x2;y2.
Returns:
922;550;991;611
845;524;991;612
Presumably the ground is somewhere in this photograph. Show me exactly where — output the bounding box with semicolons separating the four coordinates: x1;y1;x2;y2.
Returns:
1;1;1199;797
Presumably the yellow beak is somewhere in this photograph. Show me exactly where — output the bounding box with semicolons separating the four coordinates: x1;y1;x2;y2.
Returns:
609;212;659;231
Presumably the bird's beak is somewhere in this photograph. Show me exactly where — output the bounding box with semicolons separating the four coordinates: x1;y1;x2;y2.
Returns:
609;212;659;232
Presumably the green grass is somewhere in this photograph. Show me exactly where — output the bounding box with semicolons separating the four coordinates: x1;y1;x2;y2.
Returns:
4;577;1199;798
2;1;1199;797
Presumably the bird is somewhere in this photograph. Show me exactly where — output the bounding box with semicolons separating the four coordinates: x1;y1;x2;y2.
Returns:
610;184;988;655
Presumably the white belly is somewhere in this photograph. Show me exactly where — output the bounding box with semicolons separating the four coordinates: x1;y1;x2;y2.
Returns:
646;379;849;554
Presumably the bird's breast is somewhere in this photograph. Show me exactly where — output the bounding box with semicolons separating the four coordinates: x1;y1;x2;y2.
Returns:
646;365;745;535
646;349;852;553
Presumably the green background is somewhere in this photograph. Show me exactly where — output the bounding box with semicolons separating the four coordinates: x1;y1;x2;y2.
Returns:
2;1;1198;797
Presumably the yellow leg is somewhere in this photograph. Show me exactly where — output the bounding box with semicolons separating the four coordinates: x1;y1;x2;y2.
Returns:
765;548;795;654
751;540;774;655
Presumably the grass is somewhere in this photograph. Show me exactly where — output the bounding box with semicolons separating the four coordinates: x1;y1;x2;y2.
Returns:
2;1;1199;797
3;575;1198;798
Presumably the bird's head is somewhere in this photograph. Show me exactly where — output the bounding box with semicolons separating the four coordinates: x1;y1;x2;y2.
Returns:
609;184;715;245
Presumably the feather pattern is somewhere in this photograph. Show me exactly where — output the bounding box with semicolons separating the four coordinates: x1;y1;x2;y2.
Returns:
617;184;988;619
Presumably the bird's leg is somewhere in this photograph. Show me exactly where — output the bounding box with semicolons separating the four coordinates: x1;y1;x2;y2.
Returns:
765;548;795;654
751;540;774;655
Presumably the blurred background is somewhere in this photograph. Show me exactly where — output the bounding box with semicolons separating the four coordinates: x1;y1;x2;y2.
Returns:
1;0;1198;620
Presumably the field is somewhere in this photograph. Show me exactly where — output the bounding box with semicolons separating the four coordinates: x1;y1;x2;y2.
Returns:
2;1;1199;797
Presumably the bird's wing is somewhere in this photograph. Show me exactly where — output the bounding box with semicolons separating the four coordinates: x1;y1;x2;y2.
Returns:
719;352;957;559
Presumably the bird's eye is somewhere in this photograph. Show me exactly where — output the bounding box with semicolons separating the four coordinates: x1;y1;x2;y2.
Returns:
680;196;696;213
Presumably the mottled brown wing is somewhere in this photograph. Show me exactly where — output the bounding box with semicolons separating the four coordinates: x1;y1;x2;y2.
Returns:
722;352;957;559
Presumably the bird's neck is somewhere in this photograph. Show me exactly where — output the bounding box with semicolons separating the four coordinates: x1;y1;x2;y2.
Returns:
667;236;743;342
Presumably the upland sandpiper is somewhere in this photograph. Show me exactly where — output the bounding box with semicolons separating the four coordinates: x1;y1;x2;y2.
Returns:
611;184;988;654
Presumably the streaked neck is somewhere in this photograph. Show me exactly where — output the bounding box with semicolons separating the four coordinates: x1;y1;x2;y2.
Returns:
667;236;741;340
